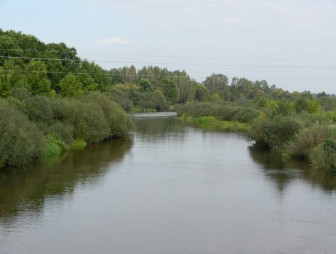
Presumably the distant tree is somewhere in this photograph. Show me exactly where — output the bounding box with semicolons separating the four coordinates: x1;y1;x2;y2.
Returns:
203;73;229;96
195;84;209;102
162;79;178;104
174;74;195;103
153;90;168;111
110;68;123;84
139;78;153;92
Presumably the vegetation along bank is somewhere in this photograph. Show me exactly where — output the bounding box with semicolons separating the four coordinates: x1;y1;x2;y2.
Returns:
1;29;336;172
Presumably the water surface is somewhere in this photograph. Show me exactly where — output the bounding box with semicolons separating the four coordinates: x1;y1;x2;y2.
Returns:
1;113;336;254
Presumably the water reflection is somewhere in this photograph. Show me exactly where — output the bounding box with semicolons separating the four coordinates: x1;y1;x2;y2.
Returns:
249;144;336;193
1;113;336;254
0;139;133;224
134;113;185;142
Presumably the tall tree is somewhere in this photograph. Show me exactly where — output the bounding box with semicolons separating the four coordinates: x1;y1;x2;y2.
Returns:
203;73;229;97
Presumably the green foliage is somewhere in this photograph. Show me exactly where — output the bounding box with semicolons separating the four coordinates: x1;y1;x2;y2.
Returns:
180;114;250;132
107;84;134;111
195;84;210;102
48;121;74;144
288;125;334;160
153;90;168;111
25;60;52;95
58;73;84;97
295;97;321;114
139;78;153;92
42;136;68;158
73;101;110;143
0;99;45;167
310;139;336;171
177;102;260;123
258;116;303;150
21;95;54;124
3;28;336;173
109;84;168;112
84;92;134;138
0;60;26;97
203;73;229;97
70;139;87;150
162;79;178;104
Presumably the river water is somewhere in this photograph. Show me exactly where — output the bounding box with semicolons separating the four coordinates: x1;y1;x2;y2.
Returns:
1;113;336;254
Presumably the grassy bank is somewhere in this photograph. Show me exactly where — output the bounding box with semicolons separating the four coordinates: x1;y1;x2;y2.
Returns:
180;114;250;132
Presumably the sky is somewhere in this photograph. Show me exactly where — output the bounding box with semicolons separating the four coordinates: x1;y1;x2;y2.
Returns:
0;0;336;94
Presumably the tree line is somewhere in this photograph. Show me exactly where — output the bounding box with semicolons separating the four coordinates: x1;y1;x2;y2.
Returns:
1;28;336;170
0;29;133;169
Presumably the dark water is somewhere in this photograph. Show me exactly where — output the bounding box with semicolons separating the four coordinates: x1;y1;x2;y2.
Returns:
1;113;336;254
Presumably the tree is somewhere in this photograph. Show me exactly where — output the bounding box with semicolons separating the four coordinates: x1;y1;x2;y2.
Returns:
79;61;111;91
195;84;209;102
58;73;83;97
162;79;177;104
203;73;229;97
25;60;52;95
139;78;153;92
0;60;25;97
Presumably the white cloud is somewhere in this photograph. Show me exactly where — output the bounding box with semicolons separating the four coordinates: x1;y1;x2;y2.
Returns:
97;37;130;45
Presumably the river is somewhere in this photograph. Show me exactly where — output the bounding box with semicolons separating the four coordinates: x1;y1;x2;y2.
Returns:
1;113;336;254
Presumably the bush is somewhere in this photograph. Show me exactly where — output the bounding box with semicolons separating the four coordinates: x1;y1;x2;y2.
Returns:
84;92;134;138
51;96;112;143
70;139;87;150
74;101;110;143
310;139;336;171
42;136;68;158
289;125;335;160
258;116;303;150
48;121;74;144
0;99;45;167
22;95;54;124
177;102;259;123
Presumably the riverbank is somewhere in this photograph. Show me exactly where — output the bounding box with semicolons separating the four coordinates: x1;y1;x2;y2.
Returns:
177;102;336;172
180;113;250;132
0;91;133;170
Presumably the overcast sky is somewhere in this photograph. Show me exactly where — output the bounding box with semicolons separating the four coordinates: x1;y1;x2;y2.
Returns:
1;0;336;93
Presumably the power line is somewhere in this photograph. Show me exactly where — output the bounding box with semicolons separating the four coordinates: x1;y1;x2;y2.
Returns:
0;48;335;62
1;69;336;82
1;55;336;69
0;69;192;79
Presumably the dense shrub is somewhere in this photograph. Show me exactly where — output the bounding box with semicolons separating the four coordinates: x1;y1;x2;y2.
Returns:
22;95;54;124
70;139;87;150
42;136;68;158
84;92;134;138
107;86;134;111
177;102;259;123
310;139;336;171
74;102;110;143
254;116;303;150
0;99;45;167
48;121;75;144
289;125;335;160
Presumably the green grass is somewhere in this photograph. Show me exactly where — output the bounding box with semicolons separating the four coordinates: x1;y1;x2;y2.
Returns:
42;136;68;158
70;139;87;150
180;114;250;132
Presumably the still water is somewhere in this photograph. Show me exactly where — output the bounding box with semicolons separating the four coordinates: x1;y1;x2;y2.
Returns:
1;113;336;254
